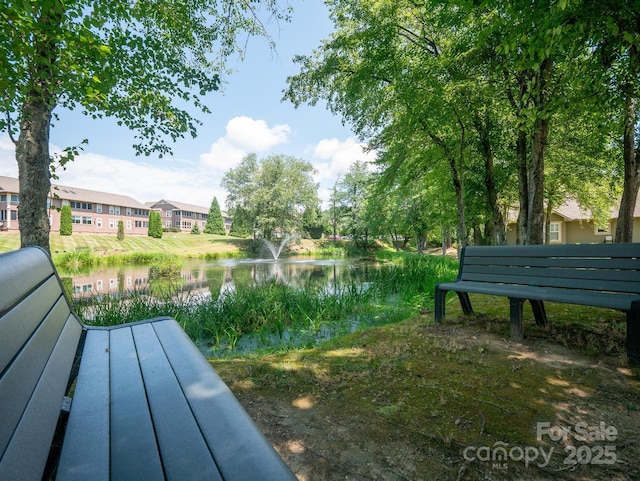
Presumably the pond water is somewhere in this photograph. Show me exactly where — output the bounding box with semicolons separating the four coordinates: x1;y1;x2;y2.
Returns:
62;256;402;356
62;256;377;300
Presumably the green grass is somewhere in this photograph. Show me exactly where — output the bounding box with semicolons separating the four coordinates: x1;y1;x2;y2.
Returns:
0;232;251;261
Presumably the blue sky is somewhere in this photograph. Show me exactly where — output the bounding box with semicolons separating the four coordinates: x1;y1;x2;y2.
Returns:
0;2;375;209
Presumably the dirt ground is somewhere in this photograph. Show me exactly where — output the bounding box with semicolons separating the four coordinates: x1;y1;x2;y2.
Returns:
215;320;640;481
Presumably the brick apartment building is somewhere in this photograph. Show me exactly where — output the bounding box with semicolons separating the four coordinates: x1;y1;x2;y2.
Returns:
0;175;231;235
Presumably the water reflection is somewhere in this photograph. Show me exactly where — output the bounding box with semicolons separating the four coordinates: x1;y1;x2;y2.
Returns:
63;257;374;300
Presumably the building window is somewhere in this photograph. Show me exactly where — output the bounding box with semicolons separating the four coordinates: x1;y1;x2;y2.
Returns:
166;221;172;228
72;216;82;224
109;205;114;214
10;211;17;220
594;222;611;235
166;211;172;217
549;222;561;242
96;218;102;228
126;220;132;230
96;204;102;213
109;219;115;229
10;194;19;203
62;200;70;206
0;194;5;201
70;201;92;210
126;208;131;216
115;206;120;215
82;216;92;225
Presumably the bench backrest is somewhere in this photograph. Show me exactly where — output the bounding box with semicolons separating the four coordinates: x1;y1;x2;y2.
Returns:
0;247;83;480
458;243;640;294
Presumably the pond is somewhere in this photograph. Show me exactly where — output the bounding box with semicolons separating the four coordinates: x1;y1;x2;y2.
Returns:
61;256;377;300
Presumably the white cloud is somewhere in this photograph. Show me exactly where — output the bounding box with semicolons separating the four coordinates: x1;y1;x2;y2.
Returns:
312;137;377;183
225;116;290;151
309;137;377;207
200;116;291;170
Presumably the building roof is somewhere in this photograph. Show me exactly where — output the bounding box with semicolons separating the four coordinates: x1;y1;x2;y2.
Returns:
0;175;149;209
146;199;210;215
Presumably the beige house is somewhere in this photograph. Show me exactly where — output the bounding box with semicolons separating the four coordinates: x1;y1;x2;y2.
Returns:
506;197;640;244
0;175;153;235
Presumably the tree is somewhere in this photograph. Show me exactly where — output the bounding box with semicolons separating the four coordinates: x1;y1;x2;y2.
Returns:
0;1;288;253
148;211;162;239
222;153;319;240
228;206;252;238
203;197;226;235
59;204;72;236
190;222;201;235
116;219;124;241
331;161;376;249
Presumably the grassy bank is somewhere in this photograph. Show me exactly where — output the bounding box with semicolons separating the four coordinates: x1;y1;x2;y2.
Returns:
0;231;250;257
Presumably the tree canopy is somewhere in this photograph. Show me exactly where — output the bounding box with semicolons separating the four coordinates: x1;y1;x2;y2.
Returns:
0;0;289;252
221;153;319;240
284;0;639;245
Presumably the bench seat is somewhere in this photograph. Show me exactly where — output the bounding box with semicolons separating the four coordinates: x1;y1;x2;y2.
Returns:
434;243;640;365
436;280;640;313
0;247;296;481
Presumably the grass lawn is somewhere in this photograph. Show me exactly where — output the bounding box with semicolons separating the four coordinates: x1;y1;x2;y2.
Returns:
0;232;251;257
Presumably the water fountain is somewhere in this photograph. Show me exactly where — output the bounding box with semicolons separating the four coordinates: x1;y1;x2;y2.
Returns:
262;235;294;260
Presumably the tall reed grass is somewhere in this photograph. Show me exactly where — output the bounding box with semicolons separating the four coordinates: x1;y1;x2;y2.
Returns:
72;253;459;353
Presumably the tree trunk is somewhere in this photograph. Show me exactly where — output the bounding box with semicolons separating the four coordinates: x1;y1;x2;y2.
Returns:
474;116;506;245
16;100;53;253
516;130;528;245
525;58;553;245
526;115;548;245
614;96;639;243
428;132;467;252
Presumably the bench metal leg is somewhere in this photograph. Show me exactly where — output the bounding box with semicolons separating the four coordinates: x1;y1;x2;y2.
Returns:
434;289;474;324
529;300;548;328
510;298;525;341
457;292;474;316
434;287;447;323
627;309;640;366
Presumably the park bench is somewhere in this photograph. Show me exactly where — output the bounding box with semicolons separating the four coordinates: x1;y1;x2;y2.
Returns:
0;246;297;481
434;243;640;366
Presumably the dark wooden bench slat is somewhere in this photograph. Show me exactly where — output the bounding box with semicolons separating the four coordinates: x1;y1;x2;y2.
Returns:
463;255;640;270
0;299;74;457
56;329;110;481
131;322;223;481
153;319;297;481
437;281;638;311
109;327;165;481
464;243;640;258
462;264;640;283
0;314;82;481
460;272;635;293
0;276;63;373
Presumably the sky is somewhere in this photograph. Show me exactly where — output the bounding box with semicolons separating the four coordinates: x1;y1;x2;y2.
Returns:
0;2;376;210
